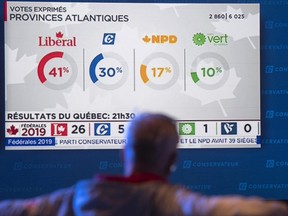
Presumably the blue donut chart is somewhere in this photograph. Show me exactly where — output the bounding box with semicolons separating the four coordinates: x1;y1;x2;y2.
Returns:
89;53;104;83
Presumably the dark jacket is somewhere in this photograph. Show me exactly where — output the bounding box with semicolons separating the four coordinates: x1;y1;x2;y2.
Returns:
0;173;287;216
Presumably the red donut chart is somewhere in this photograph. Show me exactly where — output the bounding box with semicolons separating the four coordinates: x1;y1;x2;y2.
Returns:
37;51;64;83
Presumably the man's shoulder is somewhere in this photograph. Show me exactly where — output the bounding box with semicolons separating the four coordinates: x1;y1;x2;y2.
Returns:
74;177;188;216
75;175;185;199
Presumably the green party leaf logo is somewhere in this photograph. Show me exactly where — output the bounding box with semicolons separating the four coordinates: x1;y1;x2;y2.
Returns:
192;32;229;46
193;33;206;46
179;123;195;135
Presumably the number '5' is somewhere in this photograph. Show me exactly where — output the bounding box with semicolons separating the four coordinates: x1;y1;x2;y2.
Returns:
118;125;125;134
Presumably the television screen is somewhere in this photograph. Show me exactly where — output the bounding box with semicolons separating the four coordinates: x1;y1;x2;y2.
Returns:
5;1;260;150
1;0;288;201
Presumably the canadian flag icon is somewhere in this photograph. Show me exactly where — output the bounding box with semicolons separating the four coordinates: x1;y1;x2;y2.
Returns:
51;123;68;136
7;125;19;135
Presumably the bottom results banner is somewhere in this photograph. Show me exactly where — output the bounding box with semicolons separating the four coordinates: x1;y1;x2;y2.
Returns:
5;118;260;149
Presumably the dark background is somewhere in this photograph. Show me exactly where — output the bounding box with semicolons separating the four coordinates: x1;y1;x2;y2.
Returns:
1;0;288;200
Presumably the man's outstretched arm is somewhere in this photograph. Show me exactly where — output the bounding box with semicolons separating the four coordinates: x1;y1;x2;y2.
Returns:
0;187;74;216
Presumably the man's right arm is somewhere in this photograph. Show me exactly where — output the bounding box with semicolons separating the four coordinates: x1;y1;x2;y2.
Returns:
0;187;74;216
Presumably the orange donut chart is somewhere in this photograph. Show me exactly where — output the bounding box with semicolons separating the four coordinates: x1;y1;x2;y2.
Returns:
140;64;149;83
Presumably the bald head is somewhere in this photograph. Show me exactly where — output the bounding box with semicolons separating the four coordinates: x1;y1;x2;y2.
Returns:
124;113;179;178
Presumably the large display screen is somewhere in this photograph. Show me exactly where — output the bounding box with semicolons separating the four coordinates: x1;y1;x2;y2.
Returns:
5;2;260;149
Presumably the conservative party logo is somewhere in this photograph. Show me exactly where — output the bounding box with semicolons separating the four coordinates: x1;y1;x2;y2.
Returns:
239;182;248;191
94;123;111;136
51;123;68;136
102;33;116;45
221;122;237;135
